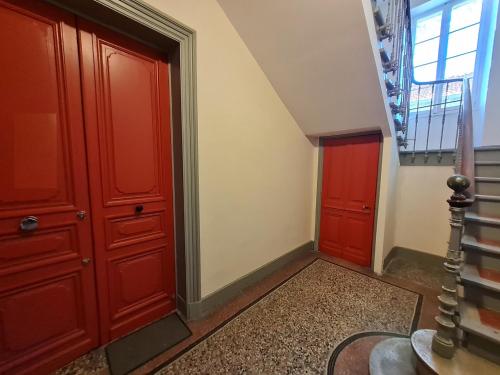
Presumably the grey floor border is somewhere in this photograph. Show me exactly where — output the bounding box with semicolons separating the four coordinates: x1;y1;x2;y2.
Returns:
187;241;315;320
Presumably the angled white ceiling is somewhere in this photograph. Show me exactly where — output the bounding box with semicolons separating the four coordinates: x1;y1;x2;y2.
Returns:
217;0;390;136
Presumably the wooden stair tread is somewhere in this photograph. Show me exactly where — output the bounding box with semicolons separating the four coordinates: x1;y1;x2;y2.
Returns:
462;235;500;256
476;161;500;166
476;177;500;183
460;301;500;344
465;212;500;226
461;264;500;293
411;329;500;374
475;194;500;202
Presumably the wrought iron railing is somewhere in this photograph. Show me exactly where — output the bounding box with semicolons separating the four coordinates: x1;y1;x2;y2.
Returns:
373;0;412;143
372;0;466;161
404;78;465;161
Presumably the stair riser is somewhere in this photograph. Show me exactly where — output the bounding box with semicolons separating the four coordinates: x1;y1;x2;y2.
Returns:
463;333;500;365
463;285;500;311
476;165;500;178
465;224;500;243
475;149;500;162
463;252;500;270
472;200;500;218
476;181;500;195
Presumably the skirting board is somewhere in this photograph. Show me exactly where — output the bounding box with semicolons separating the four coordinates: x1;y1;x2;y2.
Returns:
184;241;315;320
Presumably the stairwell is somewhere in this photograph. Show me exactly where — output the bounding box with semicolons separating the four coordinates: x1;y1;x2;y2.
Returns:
367;0;500;372
460;147;500;364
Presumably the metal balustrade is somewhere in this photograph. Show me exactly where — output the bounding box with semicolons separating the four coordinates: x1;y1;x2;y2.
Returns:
372;0;465;161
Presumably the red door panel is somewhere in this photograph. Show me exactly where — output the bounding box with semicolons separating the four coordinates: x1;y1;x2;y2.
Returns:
0;1;98;373
319;135;380;267
78;20;176;343
318;208;343;257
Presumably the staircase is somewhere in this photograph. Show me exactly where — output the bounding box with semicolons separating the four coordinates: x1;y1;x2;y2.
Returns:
367;0;500;372
460;147;500;364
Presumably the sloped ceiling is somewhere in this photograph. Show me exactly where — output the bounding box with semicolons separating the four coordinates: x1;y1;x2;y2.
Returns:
217;0;389;136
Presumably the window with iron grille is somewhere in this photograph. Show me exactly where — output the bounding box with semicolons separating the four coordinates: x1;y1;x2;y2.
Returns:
410;0;484;111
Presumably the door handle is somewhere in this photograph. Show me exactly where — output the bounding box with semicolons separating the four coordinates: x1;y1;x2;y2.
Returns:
20;216;39;232
135;205;144;214
82;258;91;266
362;205;371;210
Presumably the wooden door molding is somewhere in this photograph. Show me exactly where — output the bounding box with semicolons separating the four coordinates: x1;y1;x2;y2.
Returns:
45;0;201;318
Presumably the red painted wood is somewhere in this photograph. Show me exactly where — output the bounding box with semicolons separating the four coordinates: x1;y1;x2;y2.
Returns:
0;1;99;373
478;307;500;330
78;20;176;343
319;135;380;267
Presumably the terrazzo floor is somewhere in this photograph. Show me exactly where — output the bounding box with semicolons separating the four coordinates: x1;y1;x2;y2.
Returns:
55;253;438;375
155;259;420;374
383;251;445;291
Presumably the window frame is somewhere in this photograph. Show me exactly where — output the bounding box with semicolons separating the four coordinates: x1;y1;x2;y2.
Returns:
411;0;490;113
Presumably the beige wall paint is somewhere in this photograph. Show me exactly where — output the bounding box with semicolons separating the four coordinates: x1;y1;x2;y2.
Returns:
373;137;400;274
216;0;391;137
482;2;500;146
393;166;454;257
143;0;316;297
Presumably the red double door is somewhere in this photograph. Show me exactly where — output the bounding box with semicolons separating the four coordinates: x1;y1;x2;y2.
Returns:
319;135;380;267
0;1;176;373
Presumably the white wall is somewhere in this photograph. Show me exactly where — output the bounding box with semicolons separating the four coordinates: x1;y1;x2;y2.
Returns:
216;0;391;137
143;0;316;297
393;166;454;257
482;0;500;146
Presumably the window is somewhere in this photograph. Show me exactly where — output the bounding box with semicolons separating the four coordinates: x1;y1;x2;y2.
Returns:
411;0;484;110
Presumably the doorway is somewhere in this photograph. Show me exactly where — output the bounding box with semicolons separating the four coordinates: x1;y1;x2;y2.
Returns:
318;134;381;267
0;0;176;373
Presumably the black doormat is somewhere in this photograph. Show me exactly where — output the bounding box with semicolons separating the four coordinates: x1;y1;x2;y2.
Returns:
106;313;191;375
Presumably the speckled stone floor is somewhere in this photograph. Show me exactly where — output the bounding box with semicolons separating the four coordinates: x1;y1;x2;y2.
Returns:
55;253;438;375
383;250;445;291
155;259;420;374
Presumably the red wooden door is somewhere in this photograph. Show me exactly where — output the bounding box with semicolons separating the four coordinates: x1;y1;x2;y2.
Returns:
78;20;176;342
319;135;380;267
0;1;99;373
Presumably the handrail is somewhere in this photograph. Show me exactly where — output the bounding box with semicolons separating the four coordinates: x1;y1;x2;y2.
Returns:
413;78;463;85
432;78;475;359
455;78;475;198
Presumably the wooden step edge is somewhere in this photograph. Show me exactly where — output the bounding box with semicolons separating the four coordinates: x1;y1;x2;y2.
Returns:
462;235;500;256
475;161;500;165
465;213;500;226
475;194;500;202
460;265;500;293
476;177;500;183
459;300;500;345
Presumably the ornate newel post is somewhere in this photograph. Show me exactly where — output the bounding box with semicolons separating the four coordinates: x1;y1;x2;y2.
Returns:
432;174;472;358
